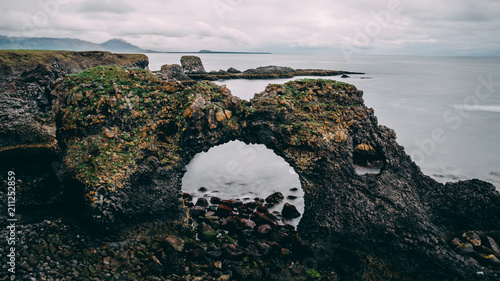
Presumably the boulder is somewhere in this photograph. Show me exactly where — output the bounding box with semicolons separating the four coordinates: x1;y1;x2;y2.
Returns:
158;64;193;82
195;198;209;208
265;192;284;205
180;55;206;74
282;203;301;220
199;222;217;241
227;67;241;73
164;235;185;252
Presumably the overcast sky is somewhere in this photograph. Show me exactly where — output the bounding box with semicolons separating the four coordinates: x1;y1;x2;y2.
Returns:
1;0;499;55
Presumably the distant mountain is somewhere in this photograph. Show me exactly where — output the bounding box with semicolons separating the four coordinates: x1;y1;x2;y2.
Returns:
100;39;151;53
0;36;154;53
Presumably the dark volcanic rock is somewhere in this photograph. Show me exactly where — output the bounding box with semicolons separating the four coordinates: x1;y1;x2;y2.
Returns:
0;51;149;218
243;65;295;75
195;198;209;207
265;192;284;204
49;67;500;280
215;204;233;218
0;51;148;158
282;203;301;219
180;55;206;74
227;67;241;73
179;57;364;81
157;63;194;83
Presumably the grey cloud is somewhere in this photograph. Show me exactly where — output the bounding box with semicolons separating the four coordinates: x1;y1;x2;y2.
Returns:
76;0;134;14
0;0;499;55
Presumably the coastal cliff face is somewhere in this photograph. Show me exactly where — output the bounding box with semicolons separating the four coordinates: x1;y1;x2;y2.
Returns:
51;66;500;280
0;50;148;210
0;50;148;161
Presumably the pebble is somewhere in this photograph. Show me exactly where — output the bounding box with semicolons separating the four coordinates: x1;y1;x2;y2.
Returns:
4;193;312;280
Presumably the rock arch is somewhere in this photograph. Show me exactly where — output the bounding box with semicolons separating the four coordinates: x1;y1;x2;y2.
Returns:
54;67;500;279
181;140;304;223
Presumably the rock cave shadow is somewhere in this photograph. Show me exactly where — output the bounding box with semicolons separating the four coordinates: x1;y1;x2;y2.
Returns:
353;142;385;176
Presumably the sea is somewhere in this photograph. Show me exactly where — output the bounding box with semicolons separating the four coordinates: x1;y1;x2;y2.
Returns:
146;53;500;222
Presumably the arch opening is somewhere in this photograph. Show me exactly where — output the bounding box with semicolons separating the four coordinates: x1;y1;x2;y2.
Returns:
353;143;385;175
182;140;304;227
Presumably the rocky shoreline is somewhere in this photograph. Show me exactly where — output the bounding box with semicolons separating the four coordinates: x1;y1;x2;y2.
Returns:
1;51;500;280
154;55;364;84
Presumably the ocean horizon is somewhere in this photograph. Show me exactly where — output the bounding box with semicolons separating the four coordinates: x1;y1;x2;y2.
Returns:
145;53;500;191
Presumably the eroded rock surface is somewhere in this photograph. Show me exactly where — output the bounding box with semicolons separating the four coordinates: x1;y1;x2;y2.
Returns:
0;51;149;213
51;66;500;280
0;50;148;161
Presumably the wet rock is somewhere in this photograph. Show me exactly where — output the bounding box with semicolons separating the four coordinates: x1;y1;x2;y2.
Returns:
282;203;301;220
224;216;243;232
199;222;217;242
196;198;209;208
222;244;244;260
256;224;272;236
237;205;253;216
251;212;277;226
245;201;260;209
190;206;207;218
215;204;233;218
241;219;256;229
210;197;222;204
165;235;185;252
256;205;269;214
254;197;265;204
233;199;243;208
182;193;193;202
198;187;208;192
220;200;234;208
265;192;284;205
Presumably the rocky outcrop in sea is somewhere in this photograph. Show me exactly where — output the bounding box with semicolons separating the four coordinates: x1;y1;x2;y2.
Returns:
155;55;364;82
1;52;499;280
